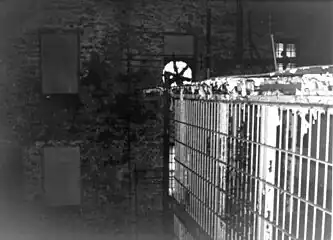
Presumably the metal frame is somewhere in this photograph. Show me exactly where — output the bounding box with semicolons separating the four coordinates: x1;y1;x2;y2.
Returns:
171;93;333;240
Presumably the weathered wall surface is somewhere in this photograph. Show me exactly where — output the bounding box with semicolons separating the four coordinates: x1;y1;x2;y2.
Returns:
0;0;235;210
243;1;333;66
0;0;235;142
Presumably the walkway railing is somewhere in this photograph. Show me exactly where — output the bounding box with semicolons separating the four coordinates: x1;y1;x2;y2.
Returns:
170;65;333;240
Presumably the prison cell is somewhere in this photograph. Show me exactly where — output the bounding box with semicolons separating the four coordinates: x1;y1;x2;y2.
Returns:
171;93;333;240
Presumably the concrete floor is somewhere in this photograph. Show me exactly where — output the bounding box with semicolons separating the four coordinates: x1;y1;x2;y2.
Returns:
0;200;172;240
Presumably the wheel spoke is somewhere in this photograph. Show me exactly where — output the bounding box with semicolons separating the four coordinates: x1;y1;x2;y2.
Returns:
173;60;179;75
179;64;190;76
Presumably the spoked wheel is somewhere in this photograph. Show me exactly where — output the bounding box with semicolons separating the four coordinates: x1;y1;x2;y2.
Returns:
162;59;192;86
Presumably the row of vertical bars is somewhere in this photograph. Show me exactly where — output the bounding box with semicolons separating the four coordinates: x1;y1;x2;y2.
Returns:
171;94;333;240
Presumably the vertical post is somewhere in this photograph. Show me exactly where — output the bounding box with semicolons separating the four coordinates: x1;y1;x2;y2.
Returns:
206;5;212;79
163;73;171;240
179;89;186;205
270;34;278;71
218;101;229;239
257;106;278;240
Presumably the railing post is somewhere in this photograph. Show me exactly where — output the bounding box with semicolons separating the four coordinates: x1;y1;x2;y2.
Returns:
215;100;229;240
163;75;171;239
258;105;279;240
179;89;186;205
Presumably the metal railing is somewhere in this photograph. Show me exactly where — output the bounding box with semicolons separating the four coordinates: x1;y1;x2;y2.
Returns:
171;93;333;240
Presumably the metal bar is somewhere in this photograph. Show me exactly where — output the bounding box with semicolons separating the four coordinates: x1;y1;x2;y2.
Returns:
201;101;208;230
190;100;194;219
205;102;209;235
209;102;213;236
195;99;199;223
196;100;199;223
174;99;178;203
210;102;214;238
214;101;220;240
206;7;212;78
175;138;332;214
202;100;206;230
216;102;220;240
222;102;228;239
176;144;330;239
215;100;221;240
173;95;333;240
237;103;242;237
187;99;191;210
196;99;199;222
180;91;186;204
320;111;330;240
249;104;256;240
174;172;324;240
331;111;333;240
239;103;244;238
296;110;305;238
243;103;247;239
173;118;333;168
191;100;195;220
174;94;333;110
185;98;189;213
195;100;199;223
303;109;313;240
288;109;297;237
211;101;217;238
220;114;224;240
264;106;278;240
207;100;210;235
253;104;260;239
199;100;202;227
282;110;290;240
257;106;265;239
312;111;321;240
245;103;251;240
233;103;238;236
275;107;283;238
241;103;247;239
244;103;250;240
207;100;211;234
203;100;207;233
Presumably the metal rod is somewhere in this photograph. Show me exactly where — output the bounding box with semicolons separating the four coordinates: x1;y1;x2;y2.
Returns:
173;118;333;168
194;100;198;222
254;104;261;238
206;5;212;78
276;107;283;239
312;111;321;240
171;94;333;239
289;109;297;236
303;109;313;240
321;111;330;239
270;34;278;71
163;75;171;240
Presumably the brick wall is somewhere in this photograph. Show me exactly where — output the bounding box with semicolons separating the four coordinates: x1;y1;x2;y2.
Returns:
0;0;234;208
0;0;235;143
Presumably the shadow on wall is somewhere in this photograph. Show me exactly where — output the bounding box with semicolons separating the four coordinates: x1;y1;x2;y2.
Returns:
0;0;44;47
0;143;23;205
